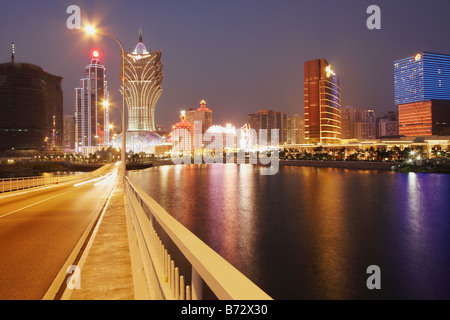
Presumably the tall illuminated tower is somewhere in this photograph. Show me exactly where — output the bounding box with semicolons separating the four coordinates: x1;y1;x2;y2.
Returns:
75;51;109;153
122;28;163;132
394;52;450;136
304;59;341;144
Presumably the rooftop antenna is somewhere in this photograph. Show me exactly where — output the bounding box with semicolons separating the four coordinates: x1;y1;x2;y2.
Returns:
139;27;142;43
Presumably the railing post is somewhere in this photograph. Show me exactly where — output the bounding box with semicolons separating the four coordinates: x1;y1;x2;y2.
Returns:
186;285;191;300
180;275;185;300
191;267;203;300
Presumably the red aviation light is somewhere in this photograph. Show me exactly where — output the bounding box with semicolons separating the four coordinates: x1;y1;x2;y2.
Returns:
93;50;99;58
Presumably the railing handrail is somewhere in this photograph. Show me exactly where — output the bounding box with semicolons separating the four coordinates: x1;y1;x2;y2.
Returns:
125;177;272;300
0;164;114;194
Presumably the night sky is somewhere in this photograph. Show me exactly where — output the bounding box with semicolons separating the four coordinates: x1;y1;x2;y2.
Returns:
1;0;450;129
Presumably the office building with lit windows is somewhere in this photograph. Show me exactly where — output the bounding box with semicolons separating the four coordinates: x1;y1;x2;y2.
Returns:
75;51;109;154
0;44;63;151
287;114;305;144
394;52;450;136
247;109;287;144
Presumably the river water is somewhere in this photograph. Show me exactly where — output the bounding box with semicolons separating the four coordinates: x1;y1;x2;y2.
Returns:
127;164;450;299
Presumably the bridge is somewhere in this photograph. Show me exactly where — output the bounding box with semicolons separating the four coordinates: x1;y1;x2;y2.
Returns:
0;163;272;300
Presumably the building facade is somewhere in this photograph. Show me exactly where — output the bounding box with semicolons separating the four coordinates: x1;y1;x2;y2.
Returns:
63;114;76;150
394;52;450;136
247;109;287;144
185;100;213;133
172;111;193;152
304;59;341;144
394;52;450;105
75;51;109;154
0;47;63;151
287;114;305;144
122;29;163;132
341;106;376;140
377;111;398;138
398;100;450;136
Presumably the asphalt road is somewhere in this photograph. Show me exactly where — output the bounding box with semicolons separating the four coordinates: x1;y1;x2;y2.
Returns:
0;168;118;299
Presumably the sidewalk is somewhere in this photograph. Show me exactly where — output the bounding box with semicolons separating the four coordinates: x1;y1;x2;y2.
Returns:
67;174;135;300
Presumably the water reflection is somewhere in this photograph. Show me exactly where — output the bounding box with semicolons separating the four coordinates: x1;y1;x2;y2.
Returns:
128;164;450;299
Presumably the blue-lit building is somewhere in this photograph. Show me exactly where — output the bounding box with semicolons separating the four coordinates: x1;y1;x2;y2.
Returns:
394;52;450;105
394;52;450;136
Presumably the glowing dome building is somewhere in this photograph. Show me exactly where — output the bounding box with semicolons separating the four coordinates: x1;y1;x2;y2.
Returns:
117;28;164;153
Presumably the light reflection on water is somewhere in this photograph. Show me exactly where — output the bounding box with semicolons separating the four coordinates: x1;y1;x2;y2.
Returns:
128;164;450;299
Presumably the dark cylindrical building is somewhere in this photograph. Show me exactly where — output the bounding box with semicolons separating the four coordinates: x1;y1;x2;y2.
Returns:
0;57;63;151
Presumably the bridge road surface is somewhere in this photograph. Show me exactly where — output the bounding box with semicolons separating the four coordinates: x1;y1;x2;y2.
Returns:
0;167;118;299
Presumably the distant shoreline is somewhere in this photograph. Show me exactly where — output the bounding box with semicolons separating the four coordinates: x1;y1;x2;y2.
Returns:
279;160;401;171
3;159;447;178
149;159;401;171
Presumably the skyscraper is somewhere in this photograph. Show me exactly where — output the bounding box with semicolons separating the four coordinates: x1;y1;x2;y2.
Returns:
185;100;213;133
287;114;305;144
394;52;450;136
75;51;109;154
122;28;163;132
63;114;76;150
0;44;63;151
341;106;376;140
304;59;341;144
394;52;450;105
247;109;287;144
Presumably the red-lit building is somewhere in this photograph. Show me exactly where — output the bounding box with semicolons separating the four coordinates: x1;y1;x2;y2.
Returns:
304;59;342;144
398;100;450;136
172;111;194;152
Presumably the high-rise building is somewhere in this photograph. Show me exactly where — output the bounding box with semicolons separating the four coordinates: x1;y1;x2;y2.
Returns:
247;109;287;144
341;106;358;140
63;114;76;150
377;111;398;138
341;107;376;140
0;44;63;151
185;100;213;133
398;100;450;136
357;108;376;140
304;59;341;144
287;114;305;144
122;28;163;132
75;51;109;154
172;111;193;152
394;52;450;105
394;52;450;136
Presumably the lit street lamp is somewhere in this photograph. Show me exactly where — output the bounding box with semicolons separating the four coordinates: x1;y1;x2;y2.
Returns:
84;25;126;178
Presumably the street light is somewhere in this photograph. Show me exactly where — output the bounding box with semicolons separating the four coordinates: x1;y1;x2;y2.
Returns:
84;25;126;178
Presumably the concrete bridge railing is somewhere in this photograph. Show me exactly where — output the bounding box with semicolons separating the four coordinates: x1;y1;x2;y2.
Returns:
124;176;272;300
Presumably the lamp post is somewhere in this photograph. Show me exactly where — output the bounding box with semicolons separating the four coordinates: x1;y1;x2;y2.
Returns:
85;26;126;178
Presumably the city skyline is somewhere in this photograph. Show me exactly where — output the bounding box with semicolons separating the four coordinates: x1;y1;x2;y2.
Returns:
1;0;450;129
1;1;450;304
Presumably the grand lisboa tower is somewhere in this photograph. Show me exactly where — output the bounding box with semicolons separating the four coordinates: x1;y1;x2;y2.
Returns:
117;28;164;153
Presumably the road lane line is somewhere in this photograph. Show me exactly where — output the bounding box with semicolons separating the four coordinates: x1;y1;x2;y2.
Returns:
0;188;78;219
0;173;114;219
43;173;119;300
